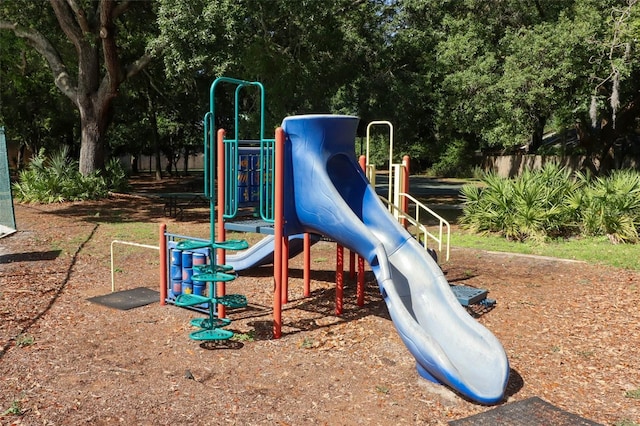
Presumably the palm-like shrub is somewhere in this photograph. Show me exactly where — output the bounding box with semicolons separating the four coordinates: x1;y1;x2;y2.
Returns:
462;164;640;244
460;163;578;242
565;170;640;243
12;147;129;203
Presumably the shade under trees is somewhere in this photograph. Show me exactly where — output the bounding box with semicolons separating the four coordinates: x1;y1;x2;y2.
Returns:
1;0;639;176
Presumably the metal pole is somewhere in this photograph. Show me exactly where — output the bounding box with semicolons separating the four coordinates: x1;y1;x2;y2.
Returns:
273;127;285;339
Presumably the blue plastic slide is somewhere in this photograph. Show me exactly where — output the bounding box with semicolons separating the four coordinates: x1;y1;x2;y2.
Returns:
281;115;509;404
223;234;319;271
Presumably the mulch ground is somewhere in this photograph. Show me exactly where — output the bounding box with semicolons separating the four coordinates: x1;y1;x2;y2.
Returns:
0;178;639;425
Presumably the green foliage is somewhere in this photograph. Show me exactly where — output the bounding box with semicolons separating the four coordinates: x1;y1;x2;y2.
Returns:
104;158;130;193
566;170;640;243
231;330;255;342
357;135;390;169
15;333;34;347
4;1;640;176
2;400;22;416
625;388;640;399
461;164;576;242
461;166;640;244
12;147;129;203
428;138;476;177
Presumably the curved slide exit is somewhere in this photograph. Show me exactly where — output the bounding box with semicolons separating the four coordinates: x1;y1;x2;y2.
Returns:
281;115;509;404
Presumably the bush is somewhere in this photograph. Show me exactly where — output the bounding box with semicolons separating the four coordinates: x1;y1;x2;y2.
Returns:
428;138;476;178
12;147;129;203
104;157;130;193
461;164;578;242
461;165;640;244
565;170;640;243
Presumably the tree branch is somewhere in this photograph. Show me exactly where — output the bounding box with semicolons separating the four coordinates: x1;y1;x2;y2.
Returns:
49;0;86;52
0;21;77;101
99;0;122;92
125;52;155;80
112;0;131;20
65;0;91;33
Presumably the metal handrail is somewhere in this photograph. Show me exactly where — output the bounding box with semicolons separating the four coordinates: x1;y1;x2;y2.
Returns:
366;121;393;204
379;194;450;261
110;240;159;292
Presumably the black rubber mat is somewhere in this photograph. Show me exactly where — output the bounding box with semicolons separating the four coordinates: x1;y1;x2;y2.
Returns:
448;397;603;426
87;287;159;310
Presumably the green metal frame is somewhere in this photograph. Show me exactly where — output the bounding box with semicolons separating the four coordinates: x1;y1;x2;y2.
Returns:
172;76;279;342
205;77;275;228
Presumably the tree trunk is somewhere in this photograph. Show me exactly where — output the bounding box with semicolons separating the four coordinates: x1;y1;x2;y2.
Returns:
183;145;189;176
529;116;546;153
78;103;107;176
145;87;163;181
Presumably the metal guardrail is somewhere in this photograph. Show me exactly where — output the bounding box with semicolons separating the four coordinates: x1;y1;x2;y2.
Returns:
380;194;450;261
110;240;159;292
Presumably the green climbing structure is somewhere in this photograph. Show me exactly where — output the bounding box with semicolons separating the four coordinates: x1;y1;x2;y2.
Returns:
172;77;269;342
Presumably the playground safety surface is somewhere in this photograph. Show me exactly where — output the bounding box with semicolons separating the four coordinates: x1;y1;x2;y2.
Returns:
448;397;602;425
87;287;159;311
0;176;638;425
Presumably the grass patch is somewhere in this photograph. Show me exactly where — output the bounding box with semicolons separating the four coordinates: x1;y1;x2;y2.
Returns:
108;222;159;244
615;420;640;426
15;334;35;347
625;388;640;399
2;400;23;416
231;330;255;342
451;230;640;270
375;385;390;394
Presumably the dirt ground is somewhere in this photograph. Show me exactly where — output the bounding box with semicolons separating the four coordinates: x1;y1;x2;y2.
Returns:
1;177;639;425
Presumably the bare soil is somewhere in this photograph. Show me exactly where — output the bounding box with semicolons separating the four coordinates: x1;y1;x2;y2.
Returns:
1;177;639;425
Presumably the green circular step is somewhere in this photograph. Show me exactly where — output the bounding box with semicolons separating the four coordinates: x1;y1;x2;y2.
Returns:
191;271;236;283
213;239;249;251
189;328;234;341
218;294;248;308
176;240;212;251
194;264;234;274
190;317;231;329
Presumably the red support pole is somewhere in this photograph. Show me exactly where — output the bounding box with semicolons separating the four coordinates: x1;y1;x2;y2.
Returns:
358;155;366;174
216;129;227;318
356;154;367;306
303;233;311;297
336;244;344;316
349;250;356;279
357;256;365;306
273;127;285;339
402;155;411;229
282;237;289;304
159;223;167;305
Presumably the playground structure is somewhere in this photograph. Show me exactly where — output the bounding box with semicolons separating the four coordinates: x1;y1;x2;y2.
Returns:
159;77;509;404
0;127;17;239
362;121;495;307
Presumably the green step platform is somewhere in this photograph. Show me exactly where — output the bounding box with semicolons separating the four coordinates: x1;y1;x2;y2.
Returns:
174;237;249;343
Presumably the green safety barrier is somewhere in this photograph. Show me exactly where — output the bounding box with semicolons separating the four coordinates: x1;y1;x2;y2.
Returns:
0;127;16;238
